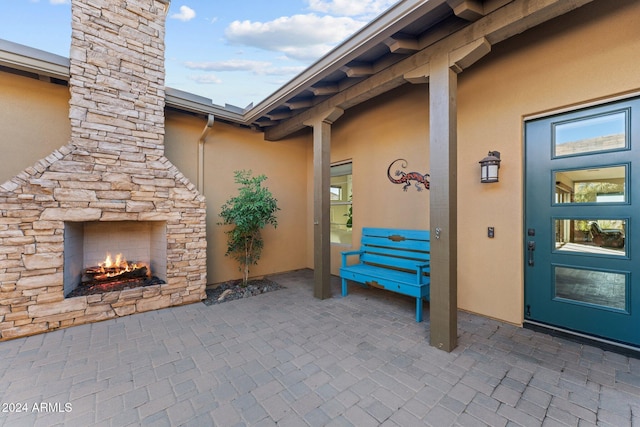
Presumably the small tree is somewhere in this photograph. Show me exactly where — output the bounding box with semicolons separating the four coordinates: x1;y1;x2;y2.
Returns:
218;170;279;285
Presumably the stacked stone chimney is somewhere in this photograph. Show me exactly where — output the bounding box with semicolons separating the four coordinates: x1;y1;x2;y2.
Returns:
69;0;168;160
0;0;207;340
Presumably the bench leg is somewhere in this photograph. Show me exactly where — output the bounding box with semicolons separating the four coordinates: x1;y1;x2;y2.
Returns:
341;277;348;296
415;298;423;322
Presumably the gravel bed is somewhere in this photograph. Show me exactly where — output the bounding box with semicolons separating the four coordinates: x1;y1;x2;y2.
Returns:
202;278;283;306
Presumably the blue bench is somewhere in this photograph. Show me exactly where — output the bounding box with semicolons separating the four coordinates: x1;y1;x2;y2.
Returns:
340;227;430;322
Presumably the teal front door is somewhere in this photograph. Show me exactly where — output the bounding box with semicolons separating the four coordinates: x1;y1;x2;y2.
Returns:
525;96;640;347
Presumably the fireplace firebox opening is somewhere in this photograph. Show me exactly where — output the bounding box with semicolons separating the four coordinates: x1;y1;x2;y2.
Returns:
64;221;167;297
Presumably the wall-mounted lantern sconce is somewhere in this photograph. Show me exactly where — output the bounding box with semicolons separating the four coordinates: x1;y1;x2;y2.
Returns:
479;151;501;183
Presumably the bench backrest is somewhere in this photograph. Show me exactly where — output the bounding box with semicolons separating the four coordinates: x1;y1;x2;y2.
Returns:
359;227;430;271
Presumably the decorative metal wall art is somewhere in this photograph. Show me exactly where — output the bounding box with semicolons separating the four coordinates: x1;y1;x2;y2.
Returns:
387;158;430;191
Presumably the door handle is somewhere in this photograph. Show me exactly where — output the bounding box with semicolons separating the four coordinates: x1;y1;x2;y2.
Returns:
527;241;536;266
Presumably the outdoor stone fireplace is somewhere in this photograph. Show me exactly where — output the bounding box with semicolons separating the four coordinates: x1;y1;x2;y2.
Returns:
0;0;207;340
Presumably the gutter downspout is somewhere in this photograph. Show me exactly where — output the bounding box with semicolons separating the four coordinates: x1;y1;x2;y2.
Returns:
198;114;215;193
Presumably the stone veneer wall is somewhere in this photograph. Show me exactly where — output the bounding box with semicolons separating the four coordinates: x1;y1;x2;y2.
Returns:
0;0;207;340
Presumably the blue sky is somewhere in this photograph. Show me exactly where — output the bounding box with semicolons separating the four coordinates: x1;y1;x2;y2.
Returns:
0;0;398;108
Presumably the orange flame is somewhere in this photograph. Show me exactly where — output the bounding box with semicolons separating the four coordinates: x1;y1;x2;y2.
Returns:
97;253;146;278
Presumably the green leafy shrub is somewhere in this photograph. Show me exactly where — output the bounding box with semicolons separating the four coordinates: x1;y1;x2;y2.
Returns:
218;170;279;285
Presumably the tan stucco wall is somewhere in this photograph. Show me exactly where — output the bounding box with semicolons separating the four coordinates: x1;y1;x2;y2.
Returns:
165;111;309;284
164;111;200;186
0;72;71;183
299;0;640;325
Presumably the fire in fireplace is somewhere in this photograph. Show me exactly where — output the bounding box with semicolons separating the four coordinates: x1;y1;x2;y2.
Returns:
85;253;146;282
67;252;165;297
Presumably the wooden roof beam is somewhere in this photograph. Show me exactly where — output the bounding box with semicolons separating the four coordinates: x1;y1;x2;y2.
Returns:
447;0;485;21
266;111;293;121
340;62;374;78
285;99;314;110
384;35;420;54
252;119;280;128
310;85;339;96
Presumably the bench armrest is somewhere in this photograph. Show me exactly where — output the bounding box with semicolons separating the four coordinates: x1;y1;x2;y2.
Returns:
415;261;430;282
341;250;363;267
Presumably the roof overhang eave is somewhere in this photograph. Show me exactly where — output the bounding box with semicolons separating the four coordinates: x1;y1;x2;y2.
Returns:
165;88;247;124
243;0;450;124
0;39;69;80
0;39;251;126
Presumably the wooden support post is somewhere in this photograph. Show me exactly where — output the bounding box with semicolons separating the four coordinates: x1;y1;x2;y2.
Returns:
429;53;458;352
405;39;490;352
304;108;344;299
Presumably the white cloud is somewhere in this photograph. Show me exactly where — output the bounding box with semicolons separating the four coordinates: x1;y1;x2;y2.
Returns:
188;74;222;85
49;0;70;4
307;0;398;18
263;65;308;77
224;14;364;61
184;59;306;77
170;5;196;22
185;59;271;73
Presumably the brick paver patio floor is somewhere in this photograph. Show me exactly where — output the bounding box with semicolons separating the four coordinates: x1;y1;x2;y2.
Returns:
1;269;639;426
